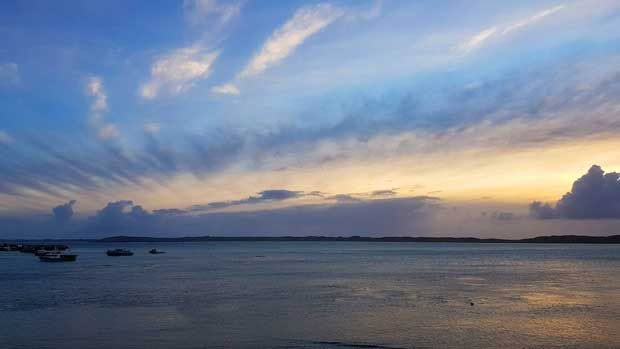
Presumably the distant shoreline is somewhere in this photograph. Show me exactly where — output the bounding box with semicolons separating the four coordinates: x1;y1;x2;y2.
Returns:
3;235;620;244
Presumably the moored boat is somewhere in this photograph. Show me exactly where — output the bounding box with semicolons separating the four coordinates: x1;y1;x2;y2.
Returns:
106;248;134;256
39;253;78;262
149;248;165;254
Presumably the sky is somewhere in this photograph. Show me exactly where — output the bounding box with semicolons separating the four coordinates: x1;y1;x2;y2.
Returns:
1;0;620;239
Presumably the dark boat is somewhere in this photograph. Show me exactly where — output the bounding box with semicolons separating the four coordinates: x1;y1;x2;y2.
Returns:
149;248;165;254
39;253;78;262
106;248;134;256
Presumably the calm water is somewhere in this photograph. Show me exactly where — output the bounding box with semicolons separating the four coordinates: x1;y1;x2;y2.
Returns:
1;242;619;348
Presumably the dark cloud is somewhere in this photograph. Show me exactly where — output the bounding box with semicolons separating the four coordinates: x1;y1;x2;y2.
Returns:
182;197;439;236
489;211;515;221
327;194;361;203
529;201;556;219
52;200;76;224
87;200;158;234
371;189;397;196
192;189;304;211
153;208;187;215
0;196;440;238
530;165;620;219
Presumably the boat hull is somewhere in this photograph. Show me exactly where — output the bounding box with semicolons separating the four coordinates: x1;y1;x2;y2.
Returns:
39;254;78;262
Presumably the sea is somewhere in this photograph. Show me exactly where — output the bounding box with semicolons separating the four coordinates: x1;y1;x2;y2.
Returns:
1;242;619;348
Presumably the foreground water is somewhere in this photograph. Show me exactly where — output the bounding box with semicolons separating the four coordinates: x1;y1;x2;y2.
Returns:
1;242;619;348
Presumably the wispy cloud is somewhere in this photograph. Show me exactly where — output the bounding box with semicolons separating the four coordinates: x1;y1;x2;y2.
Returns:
211;83;240;95
0;62;20;86
459;5;566;53
502;5;565;35
140;45;219;99
239;3;344;79
86;76;118;140
183;0;241;27
458;26;497;53
144;123;161;134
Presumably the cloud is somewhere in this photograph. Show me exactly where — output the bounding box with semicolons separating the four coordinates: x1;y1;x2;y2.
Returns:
194;189;304;210
88;200;158;234
153;208;187;215
458;27;497;52
86;196;438;237
490;211;515;221
1;55;619;204
502;6;565;35
140;45;219;99
183;0;241;27
85;76;119;140
328;194;361;203
529;201;556;219
459;5;565;53
0;130;13;145
52;200;76;224
144;123;161;134
239;3;344;78
86;76;107;113
372;189;396;196
0;62;20;86
97;124;120;140
530;165;620;219
211;83;240;95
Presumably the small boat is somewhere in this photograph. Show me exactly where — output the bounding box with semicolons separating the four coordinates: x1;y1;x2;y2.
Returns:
106;248;134;256
149;248;165;254
39;253;78;262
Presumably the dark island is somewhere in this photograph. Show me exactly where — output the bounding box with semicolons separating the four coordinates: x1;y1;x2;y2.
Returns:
97;234;620;244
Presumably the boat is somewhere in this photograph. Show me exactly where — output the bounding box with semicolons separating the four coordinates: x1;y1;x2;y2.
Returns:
149;248;165;254
39;253;78;262
106;248;134;256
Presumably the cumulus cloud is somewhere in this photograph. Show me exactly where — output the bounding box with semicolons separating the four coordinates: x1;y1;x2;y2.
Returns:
0;62;20;86
211;83;240;95
529;201;556;219
88;200;157;234
239;3;344;78
183;0;241;27
530;165;620;219
140;45;219;99
52;200;76;224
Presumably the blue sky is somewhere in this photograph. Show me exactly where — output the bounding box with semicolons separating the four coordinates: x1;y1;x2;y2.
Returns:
2;0;620;238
